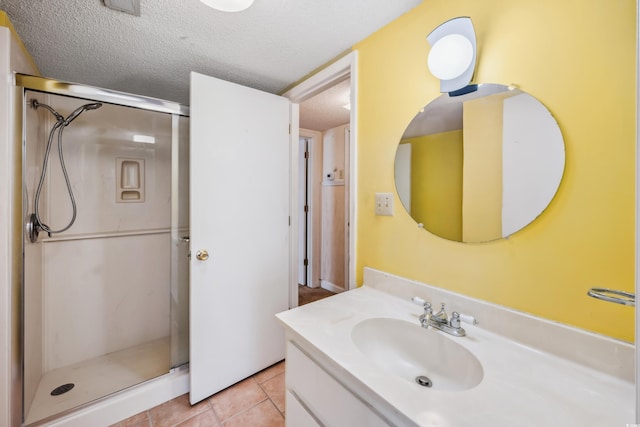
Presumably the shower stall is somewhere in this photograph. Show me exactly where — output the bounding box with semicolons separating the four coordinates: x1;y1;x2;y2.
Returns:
17;75;190;425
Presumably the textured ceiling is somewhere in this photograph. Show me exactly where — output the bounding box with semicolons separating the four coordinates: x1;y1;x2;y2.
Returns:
299;78;350;131
0;0;421;109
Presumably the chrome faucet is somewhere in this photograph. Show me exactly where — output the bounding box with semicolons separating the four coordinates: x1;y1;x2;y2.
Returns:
411;297;478;337
432;302;448;324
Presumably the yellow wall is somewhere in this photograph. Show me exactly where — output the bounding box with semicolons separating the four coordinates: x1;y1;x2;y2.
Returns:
462;94;503;242
354;0;636;341
404;130;463;240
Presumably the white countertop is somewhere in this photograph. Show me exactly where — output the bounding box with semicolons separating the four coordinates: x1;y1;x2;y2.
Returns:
277;284;634;427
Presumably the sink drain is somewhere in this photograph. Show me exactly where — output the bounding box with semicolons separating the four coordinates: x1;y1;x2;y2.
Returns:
51;383;74;396
415;375;433;387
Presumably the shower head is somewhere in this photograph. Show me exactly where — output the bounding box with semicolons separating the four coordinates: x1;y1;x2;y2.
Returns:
83;103;103;111
63;102;103;126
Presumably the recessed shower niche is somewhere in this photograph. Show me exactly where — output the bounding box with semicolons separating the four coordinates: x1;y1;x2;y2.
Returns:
20;78;190;425
116;158;145;202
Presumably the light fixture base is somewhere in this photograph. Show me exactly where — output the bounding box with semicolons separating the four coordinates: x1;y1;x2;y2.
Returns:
103;0;140;16
199;0;255;12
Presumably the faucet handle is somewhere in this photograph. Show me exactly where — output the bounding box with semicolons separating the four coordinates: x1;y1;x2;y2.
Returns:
411;297;432;315
458;313;479;325
411;297;432;312
411;296;427;306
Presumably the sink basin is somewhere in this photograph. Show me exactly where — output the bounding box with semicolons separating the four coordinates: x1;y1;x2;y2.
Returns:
351;317;483;391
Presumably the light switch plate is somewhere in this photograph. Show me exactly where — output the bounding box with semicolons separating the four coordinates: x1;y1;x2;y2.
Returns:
375;193;394;216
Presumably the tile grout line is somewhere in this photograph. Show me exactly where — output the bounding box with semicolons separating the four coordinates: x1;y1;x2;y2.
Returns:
171;401;212;427
205;396;224;426
207;376;271;426
266;398;285;420
215;396;271;426
255;375;285;419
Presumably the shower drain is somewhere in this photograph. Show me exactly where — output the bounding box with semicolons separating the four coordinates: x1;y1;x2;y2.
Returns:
51;383;75;396
415;375;433;388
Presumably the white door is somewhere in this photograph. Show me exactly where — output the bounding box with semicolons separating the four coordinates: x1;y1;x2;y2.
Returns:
189;72;292;404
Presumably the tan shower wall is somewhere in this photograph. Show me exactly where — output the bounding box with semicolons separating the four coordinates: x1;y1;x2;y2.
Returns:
40;97;172;236
23;93;173;371
43;235;171;369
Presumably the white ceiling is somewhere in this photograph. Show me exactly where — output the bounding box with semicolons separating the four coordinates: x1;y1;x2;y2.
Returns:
0;0;421;129
299;77;351;131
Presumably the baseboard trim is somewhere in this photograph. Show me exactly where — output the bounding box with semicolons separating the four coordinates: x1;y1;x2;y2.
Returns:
320;280;345;293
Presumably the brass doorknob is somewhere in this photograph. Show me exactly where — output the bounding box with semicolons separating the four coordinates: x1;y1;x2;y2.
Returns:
196;250;209;261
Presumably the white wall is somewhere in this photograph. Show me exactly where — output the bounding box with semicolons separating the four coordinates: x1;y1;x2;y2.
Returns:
0;27;15;427
320;124;349;292
502;93;565;237
0;24;40;427
322;125;348;181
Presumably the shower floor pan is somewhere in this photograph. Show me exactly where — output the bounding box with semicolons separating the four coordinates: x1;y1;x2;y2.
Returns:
25;337;170;425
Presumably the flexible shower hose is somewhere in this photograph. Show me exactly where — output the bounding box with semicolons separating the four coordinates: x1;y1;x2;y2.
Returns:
33;114;78;235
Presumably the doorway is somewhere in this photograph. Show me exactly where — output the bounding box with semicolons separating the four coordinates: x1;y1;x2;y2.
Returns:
284;52;358;305
296;79;351;300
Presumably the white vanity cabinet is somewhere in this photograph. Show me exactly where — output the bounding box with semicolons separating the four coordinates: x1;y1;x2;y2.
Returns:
285;341;391;427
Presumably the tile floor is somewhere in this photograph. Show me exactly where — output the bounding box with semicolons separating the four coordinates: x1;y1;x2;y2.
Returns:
111;288;335;427
110;361;285;427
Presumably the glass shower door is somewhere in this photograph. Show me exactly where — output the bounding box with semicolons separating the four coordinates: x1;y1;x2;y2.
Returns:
170;114;190;368
21;85;188;424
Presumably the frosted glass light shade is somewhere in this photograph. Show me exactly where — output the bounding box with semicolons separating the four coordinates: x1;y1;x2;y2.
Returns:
199;0;254;12
427;34;473;80
426;17;477;93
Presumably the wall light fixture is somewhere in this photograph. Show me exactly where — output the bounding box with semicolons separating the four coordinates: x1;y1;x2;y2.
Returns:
199;0;255;12
427;17;477;93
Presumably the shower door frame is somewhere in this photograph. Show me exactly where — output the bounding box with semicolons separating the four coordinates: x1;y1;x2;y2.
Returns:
16;74;190;116
15;73;190;425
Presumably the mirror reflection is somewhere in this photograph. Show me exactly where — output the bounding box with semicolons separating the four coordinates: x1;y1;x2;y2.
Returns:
395;84;565;243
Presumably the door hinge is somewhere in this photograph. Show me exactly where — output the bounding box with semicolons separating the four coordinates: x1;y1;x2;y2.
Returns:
304;205;309;213
289;216;291;226
304;258;309;266
304;151;309;159
289;124;291;134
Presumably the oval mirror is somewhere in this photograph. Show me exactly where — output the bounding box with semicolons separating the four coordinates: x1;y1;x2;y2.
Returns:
394;84;565;243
